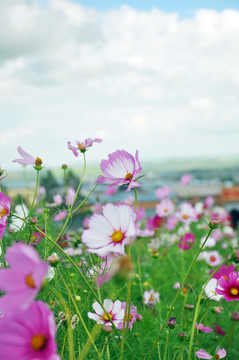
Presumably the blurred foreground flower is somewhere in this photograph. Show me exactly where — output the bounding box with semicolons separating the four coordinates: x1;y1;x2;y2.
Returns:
196;347;226;359
0;301;59;360
0;191;11;239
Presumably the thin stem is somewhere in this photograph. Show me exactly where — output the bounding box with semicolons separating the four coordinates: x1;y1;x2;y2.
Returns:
57;269;101;359
71;184;98;215
28;170;39;218
146;227;213;360
64;169;70;209
163;330;170;360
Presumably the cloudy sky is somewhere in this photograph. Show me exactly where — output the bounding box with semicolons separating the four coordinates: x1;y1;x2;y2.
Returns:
1;0;239;170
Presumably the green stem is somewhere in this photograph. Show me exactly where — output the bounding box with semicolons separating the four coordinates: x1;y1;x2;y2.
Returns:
188;259;229;360
71;184;98;215
57;269;101;359
146;227;213;360
64;169;70;209
163;330;170;360
28;170;39;218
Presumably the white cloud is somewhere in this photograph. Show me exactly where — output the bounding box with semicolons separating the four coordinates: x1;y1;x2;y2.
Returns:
0;0;239;169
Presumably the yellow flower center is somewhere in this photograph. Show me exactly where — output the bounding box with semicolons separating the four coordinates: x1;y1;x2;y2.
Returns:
78;144;83;149
25;273;36;288
31;334;47;351
149;296;155;301
126;313;133;321
230;288;239;296
182;214;188;220
103;313;113;321
182;287;188;294
0;208;8;218
164;209;168;213
111;230;124;243
215;355;220;359
210;256;216;262
35;157;43;165
125;173;133;181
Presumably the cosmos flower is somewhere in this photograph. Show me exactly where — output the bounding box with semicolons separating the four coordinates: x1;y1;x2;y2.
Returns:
178;233;195;251
0;192;11;239
196;347;226;359
216;271;239;301
96;150;142;192
204;278;223;301
13;146;43;169
88;299;124;328
68;138;102;156
81;203;137;257
118;302;142;330
199;251;222;267
53;210;67;222
9;204;29;232
0;242;48;312
155;185;171;199
195;322;213;333
156;198;174;217
177;203;197;224
211;264;235;280
180;174;192;185
0;300;59;360
143;289;160;306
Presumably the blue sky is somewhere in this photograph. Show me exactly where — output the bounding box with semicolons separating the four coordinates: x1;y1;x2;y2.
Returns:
38;0;239;17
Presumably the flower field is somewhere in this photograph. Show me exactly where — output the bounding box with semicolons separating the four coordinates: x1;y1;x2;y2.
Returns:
0;141;239;360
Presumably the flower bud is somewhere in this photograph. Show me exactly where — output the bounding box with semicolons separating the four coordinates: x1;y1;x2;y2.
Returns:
178;332;187;341
62;164;68;170
231;312;239;321
34;157;43;170
167;317;176;329
47;253;60;267
30;217;38;224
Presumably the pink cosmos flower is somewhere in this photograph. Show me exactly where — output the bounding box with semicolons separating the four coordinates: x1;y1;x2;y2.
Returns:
118;302;142;330
143;289;160;306
0;243;48;312
68;138;102;156
156;198;174;217
66;187;76;206
81;203;136;257
12;146;43;168
196;347;226;359
178;233;195;251
155;185;171;199
216;271;239;301
180;174;192;185
96;150;142;192
211;264;235;280
165;215;178;230
88;299;124;328
0;192;11;239
0;300;59;360
30;229;45;246
146;215;163;231
105;186;116;195
204;196;214;209
177;203;197;224
200;251;222;267
53;210;67;222
195;322;213;333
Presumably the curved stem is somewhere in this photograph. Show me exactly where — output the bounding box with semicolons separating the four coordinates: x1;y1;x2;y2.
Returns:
146;227;213;360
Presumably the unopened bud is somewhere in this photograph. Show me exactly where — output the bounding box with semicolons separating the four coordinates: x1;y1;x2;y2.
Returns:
62;164;68;170
209;217;221;229
231;312;239;321
103;325;113;333
184;304;194;311
178;332;187;341
47;253;59;267
34;157;43;170
30;217;38;224
167;317;176;329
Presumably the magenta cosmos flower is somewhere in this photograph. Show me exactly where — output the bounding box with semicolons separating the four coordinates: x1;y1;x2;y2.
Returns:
81;203;137;257
68;138;102;156
118;302;142;330
96;150;142;192
195;322;213;333
178;233;195;251
0;300;59;360
216;271;239;301
0;243;48;312
13;146;43;169
88;299;124;328
211;264;235;280
0;192;11;239
196;347;226;359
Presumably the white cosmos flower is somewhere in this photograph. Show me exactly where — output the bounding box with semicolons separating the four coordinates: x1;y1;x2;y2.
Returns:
88;299;124;328
9;204;29;231
200;236;216;248
204;278;223;301
81;203;136;257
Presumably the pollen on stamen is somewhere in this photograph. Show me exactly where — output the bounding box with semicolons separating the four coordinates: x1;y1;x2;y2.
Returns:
103;313;113;321
25;273;36;288
31;334;47;351
111;230;124;243
0;208;8;218
230;288;239;296
35;157;43;165
125;173;133;181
